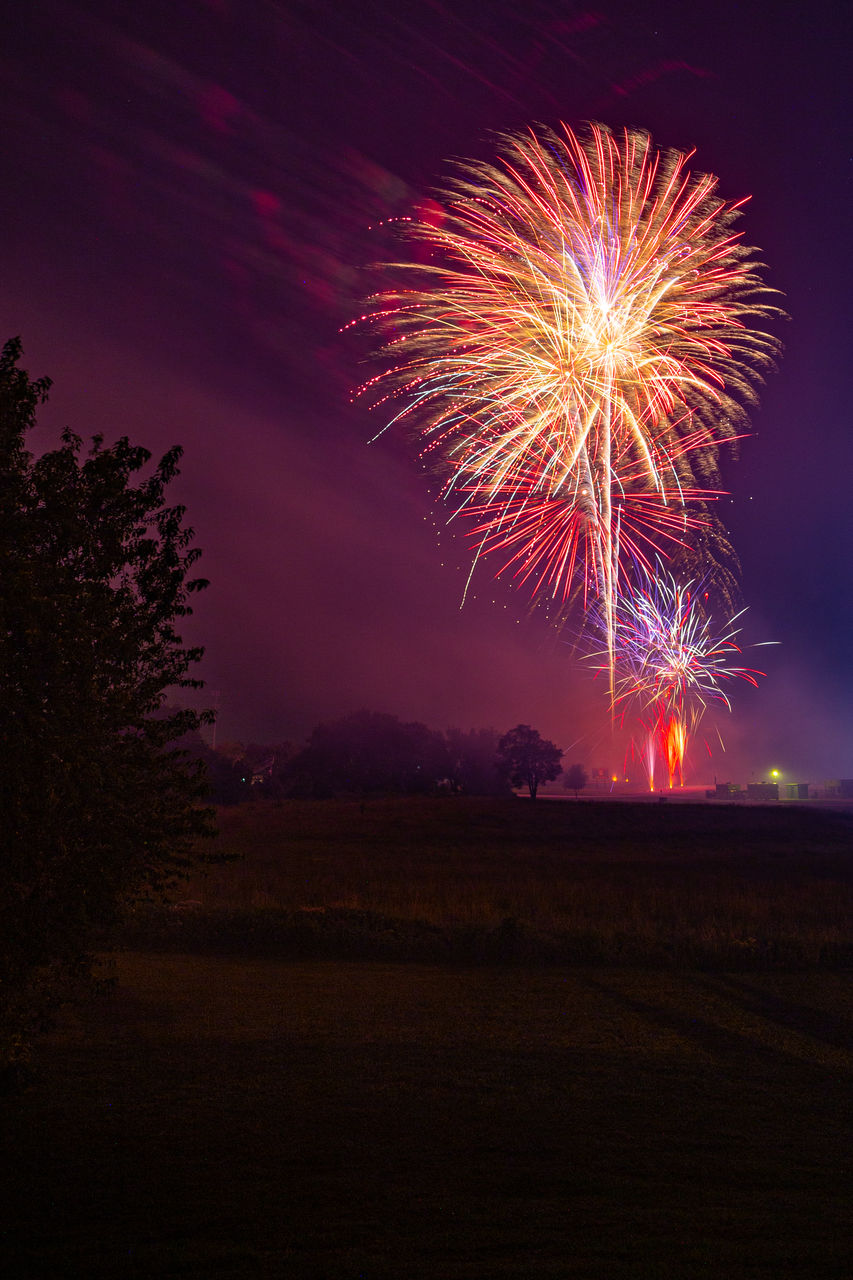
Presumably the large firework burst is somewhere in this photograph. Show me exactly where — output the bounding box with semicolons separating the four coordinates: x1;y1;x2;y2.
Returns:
357;122;780;700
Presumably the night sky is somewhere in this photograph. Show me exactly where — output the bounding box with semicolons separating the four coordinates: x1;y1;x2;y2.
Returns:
2;0;850;780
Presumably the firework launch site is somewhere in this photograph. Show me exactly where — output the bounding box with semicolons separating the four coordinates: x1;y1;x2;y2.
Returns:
539;777;853;804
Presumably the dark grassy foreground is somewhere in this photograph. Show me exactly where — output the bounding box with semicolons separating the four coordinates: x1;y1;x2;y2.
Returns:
3;798;853;1277
4;956;853;1278
128;796;853;968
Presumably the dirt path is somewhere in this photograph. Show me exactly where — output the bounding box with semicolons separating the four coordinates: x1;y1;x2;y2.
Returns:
4;955;853;1277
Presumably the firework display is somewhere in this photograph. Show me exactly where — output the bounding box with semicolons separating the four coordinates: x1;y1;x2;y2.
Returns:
360;122;779;701
602;565;764;788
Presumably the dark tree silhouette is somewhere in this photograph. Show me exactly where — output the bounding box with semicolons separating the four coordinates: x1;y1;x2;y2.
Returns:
562;763;589;798
445;726;511;795
284;710;449;797
0;338;215;1079
496;724;563;799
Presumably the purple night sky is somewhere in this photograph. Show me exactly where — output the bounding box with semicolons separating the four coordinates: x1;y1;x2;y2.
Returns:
1;0;850;780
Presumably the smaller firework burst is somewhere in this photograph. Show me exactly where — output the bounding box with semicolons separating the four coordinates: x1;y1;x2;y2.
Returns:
594;563;766;787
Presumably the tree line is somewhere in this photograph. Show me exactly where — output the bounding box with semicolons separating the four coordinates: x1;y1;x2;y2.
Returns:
188;712;585;803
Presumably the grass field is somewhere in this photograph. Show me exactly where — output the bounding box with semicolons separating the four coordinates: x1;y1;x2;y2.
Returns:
4;954;852;1277
3;797;852;1277
129;796;853;969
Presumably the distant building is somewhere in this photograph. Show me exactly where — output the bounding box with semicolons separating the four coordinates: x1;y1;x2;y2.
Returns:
746;782;779;800
714;782;741;798
783;783;809;800
824;779;853;798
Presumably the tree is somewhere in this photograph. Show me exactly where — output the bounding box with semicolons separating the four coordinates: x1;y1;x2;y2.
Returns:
496;724;563;799
284;710;449;797
445;726;511;796
562;763;589;799
0;338;215;1079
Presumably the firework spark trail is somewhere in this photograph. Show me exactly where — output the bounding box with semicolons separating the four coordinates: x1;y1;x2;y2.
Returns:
601;564;766;787
357;122;779;704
